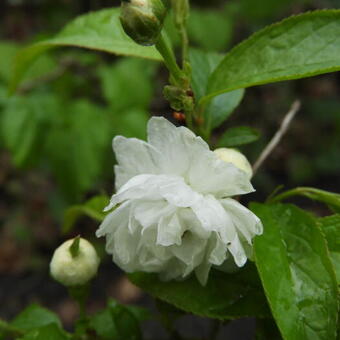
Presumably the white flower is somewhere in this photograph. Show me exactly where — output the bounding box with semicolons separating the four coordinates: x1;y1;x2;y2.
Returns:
50;238;100;287
214;148;253;179
96;117;262;285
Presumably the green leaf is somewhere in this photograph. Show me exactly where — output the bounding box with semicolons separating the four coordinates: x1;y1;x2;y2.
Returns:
90;308;118;339
9;8;161;93
252;203;338;340
129;264;270;320
187;7;234;51
0;40;57;84
217;126;261;147
11;304;61;332
189;49;244;129
271;187;340;213
45;99;111;200
1;93;57;167
318;214;340;285
90;299;148;340
111;108;149;140
18;324;69;340
206;10;340;102
98;58;156;112
62;194;109;234
108;300;143;340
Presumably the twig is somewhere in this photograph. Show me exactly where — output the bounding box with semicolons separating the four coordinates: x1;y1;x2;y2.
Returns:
252;100;301;175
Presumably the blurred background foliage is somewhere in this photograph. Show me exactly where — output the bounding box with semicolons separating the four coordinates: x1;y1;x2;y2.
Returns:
0;0;340;335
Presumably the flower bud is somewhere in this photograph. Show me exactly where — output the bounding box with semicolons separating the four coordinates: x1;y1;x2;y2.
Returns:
120;0;167;46
214;148;253;179
50;238;100;287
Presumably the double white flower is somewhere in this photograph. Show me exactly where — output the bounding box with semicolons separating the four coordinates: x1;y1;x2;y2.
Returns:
97;117;262;285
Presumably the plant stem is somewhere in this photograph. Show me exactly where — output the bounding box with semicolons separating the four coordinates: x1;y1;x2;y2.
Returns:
180;28;189;69
68;284;90;338
156;32;184;86
269;187;313;203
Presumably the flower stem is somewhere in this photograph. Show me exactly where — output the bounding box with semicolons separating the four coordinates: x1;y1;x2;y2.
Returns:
68;284;90;338
269;187;312;203
156;32;184;86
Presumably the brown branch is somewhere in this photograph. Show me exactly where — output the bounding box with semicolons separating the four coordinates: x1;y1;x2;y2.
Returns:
252;100;301;175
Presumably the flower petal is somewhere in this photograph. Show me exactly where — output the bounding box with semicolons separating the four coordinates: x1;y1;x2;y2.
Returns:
96;201;130;238
220;198;263;243
192;195;248;267
147;117;209;177
157;212;184;246
106;174;201;211
188;154;255;197
133;200;175;231
170;232;207;277
113;136;160;190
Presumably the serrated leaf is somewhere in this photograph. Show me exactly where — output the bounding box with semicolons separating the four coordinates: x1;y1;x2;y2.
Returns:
318;214;340;285
129;264;270;320
11;304;61;332
252;203;338;340
190;49;244;129
206;10;340;102
9;8;161;93
62;195;109;234
217;126;261;147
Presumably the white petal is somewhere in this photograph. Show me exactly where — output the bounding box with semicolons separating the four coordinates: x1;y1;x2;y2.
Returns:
220;198;263;243
158;176;201;207
157;212;184;246
112;225;139;271
195;261;212;286
106;174;201;211
192;195;237;243
195;234;227;286
96;201;130;238
133;200;175;231
171;232;206;277
137;243;172;272
208;233;228;266
227;233;247;267
160;259;188;281
147;117;209;177
105;174;159;211
113;136;160;190
188;154;255;197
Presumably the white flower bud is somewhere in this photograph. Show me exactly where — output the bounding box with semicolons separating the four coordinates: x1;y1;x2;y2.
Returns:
214;148;253;179
120;0;167;46
50;238;100;287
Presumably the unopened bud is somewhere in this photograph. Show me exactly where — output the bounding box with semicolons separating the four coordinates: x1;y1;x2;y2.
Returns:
120;0;167;46
214;148;253;179
50;238;100;287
